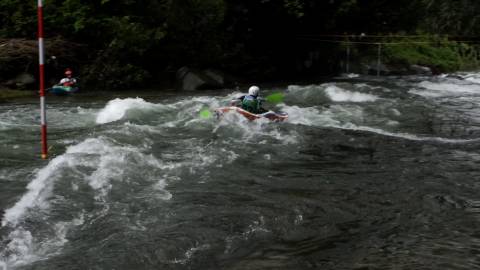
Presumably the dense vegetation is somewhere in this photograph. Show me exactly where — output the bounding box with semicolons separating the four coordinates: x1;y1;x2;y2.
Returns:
1;0;480;89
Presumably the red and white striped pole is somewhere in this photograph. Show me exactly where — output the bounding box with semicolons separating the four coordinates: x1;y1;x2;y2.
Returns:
38;0;48;159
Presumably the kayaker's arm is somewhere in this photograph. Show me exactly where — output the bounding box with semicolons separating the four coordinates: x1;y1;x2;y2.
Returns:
230;95;245;106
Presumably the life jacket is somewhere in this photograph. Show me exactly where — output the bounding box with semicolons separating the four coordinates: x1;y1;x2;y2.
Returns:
60;77;76;87
241;95;261;114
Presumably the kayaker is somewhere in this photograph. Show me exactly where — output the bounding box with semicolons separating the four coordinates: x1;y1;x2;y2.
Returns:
58;68;77;87
231;85;267;114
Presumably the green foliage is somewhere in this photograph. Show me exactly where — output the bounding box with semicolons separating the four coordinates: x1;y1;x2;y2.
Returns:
0;0;36;37
383;36;479;72
82;59;151;89
1;0;480;89
420;0;480;36
283;0;305;18
166;0;225;65
104;16;164;57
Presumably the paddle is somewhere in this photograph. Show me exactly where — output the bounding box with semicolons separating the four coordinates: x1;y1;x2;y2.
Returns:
265;92;285;104
199;108;213;119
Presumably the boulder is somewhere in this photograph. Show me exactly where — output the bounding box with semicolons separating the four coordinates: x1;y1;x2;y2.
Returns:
176;67;225;91
5;72;36;89
410;64;432;75
361;62;390;75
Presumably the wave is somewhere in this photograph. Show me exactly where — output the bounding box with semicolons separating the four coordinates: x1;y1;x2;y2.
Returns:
280;104;477;144
324;85;378;102
2;155;71;227
96;97;158;124
286;83;379;105
412;81;480;98
445;72;480;84
0;136;171;268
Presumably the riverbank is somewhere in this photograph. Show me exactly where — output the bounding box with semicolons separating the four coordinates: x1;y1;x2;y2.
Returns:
2;35;480;93
0;88;35;102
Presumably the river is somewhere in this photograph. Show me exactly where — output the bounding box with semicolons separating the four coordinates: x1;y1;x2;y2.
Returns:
1;73;480;269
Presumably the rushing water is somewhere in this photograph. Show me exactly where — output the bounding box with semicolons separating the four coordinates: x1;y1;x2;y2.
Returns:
1;73;480;270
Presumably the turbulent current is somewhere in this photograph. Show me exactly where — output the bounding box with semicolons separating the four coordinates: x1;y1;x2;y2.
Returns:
1;74;480;269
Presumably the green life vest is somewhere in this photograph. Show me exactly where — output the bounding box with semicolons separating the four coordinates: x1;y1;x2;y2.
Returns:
241;95;261;113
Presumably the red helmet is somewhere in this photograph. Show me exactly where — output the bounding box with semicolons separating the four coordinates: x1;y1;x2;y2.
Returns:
65;69;72;75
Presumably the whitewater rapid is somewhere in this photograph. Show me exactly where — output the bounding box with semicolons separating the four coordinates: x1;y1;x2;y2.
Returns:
1;72;480;269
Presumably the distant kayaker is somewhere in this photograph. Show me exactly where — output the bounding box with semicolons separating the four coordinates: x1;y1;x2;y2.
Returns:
58;68;77;87
231;85;267;114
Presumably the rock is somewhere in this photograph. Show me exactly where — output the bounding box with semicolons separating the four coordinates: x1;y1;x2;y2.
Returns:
361;62;390;75
410;64;432;75
445;74;464;80
5;72;36;89
176;67;225;91
15;73;35;86
176;67;206;91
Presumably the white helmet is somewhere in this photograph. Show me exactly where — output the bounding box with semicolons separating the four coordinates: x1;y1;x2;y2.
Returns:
248;85;260;96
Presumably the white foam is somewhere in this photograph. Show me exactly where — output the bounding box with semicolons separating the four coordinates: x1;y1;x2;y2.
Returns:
2;156;70;227
1;213;86;268
391;108;402;116
455;72;480;84
224;217;270;254
346;73;360;78
96;98;159;124
346;124;480;143
280;104;477;144
412;81;480;97
386;120;399;126
465;76;480;84
123;122;163;134
38;213;85;254
67;137;168;201
1;136;169;225
153;178;173;200
1;136;172;267
1;138;125;227
287;84;308;92
214;111;299;144
3;228;36;266
173;244;211;265
325;85;378;102
220;148;239;163
280;105;340;127
185;146;218;174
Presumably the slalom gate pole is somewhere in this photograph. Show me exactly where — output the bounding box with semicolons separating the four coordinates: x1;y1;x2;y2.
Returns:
38;0;48;159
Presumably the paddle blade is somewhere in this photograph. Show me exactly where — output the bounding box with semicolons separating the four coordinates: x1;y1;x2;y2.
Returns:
200;108;213;119
265;92;284;104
